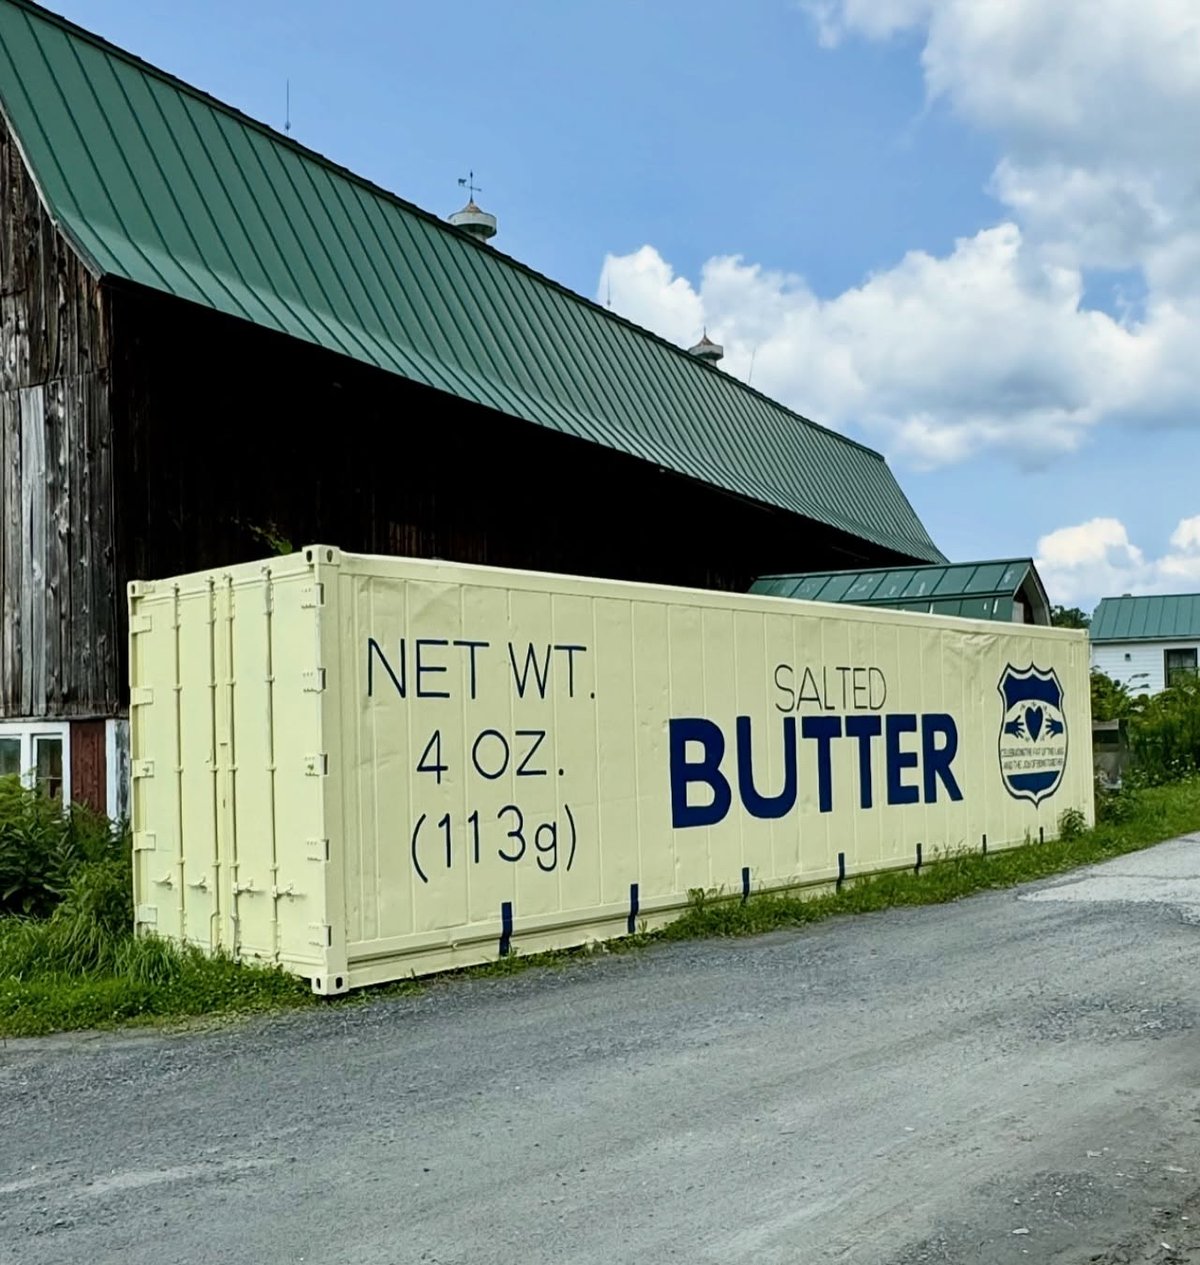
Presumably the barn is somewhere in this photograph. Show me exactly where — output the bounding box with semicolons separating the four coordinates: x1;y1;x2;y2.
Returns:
0;0;942;815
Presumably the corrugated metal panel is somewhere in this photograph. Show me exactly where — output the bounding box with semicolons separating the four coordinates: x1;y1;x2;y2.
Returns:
130;546;1092;990
1091;594;1200;643
790;576;830;602
874;570;917;601
0;0;943;564
899;568;949;600
751;559;1036;614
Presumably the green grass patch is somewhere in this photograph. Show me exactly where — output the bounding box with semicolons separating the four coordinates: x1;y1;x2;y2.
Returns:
656;778;1200;942
0;916;315;1038
2;778;1199;1038
0;949;313;1037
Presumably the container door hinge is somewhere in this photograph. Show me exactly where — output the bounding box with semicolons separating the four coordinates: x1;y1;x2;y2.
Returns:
129;613;153;635
135;904;158;927
132;759;155;780
304;753;328;776
132;831;157;852
308;923;333;948
306;837;330;862
300;583;325;609
302;668;326;693
130;686;155;707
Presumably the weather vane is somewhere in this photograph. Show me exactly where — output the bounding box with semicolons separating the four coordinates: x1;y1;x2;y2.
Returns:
458;171;482;201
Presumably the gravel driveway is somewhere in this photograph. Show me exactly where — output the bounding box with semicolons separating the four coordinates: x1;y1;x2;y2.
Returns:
4;835;1200;1264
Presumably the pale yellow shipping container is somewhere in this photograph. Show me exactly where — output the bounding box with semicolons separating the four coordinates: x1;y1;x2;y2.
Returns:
129;547;1093;993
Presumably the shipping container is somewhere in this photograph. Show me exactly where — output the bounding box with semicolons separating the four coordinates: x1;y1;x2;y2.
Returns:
129;547;1093;992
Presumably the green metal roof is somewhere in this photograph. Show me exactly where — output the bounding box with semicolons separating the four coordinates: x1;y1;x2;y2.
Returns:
750;559;1046;623
0;0;943;565
1090;594;1200;643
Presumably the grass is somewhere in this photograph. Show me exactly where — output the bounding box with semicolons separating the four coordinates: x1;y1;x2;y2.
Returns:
658;779;1200;942
0;881;314;1038
2;777;1198;1039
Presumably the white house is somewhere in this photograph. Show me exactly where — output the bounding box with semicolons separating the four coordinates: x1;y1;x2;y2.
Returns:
1090;593;1200;697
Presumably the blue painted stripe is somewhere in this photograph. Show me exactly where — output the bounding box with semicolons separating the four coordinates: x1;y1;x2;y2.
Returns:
499;901;513;957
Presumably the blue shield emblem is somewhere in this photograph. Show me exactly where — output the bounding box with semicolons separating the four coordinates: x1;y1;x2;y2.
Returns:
998;665;1068;805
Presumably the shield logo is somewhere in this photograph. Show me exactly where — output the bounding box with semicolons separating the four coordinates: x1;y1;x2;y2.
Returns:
997;664;1068;805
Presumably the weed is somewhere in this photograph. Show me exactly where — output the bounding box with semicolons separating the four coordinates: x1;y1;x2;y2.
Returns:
1058;807;1087;840
1097;780;1140;824
0;848;311;1037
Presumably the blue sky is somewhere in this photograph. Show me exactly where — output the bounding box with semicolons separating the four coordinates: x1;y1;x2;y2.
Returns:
51;0;1200;608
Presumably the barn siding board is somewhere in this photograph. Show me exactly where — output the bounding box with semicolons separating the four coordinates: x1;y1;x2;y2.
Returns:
92;368;118;710
44;376;64;708
0;112;119;720
19;385;45;715
0;393;19;712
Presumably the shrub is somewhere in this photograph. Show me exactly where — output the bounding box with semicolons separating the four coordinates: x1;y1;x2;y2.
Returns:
1096;779;1140;824
0;776;127;918
1129;676;1200;785
1091;668;1136;723
1058;807;1087;840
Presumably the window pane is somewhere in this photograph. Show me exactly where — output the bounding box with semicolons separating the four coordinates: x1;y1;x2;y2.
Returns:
1165;648;1198;687
34;736;64;801
0;737;21;779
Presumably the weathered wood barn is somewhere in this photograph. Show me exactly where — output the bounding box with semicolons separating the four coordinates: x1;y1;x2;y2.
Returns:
0;0;942;815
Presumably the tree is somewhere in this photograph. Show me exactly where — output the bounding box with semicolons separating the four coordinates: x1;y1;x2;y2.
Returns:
1091;669;1134;722
1051;605;1091;629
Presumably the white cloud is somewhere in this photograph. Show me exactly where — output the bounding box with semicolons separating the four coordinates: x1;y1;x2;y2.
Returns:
804;0;933;48
600;230;1163;468
1035;515;1200;608
1170;516;1200;553
598;1;1200;468
597;245;703;349
809;0;1200;167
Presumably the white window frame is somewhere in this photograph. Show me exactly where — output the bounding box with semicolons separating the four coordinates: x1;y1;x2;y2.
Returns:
0;721;71;801
1165;646;1199;689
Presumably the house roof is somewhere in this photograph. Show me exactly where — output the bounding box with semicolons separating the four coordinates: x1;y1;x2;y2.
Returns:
1090;594;1200;643
0;0;943;565
750;559;1047;623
